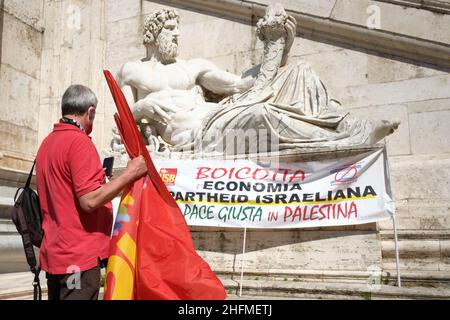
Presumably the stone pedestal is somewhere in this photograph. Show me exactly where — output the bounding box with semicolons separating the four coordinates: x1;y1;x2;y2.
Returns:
192;224;382;285
112;146;387;286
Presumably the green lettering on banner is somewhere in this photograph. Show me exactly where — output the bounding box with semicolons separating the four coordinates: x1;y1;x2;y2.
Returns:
217;206;263;223
183;204;215;220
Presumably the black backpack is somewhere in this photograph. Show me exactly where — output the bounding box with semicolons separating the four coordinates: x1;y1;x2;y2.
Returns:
10;160;43;300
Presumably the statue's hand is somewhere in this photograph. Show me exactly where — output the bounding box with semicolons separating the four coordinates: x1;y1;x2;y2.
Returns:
281;15;297;66
133;98;175;124
217;75;255;94
235;75;255;93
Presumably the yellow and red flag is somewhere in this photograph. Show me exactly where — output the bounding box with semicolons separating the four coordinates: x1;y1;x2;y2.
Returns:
103;70;226;300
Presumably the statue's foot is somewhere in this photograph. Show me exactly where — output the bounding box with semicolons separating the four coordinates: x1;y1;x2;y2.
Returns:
366;119;400;146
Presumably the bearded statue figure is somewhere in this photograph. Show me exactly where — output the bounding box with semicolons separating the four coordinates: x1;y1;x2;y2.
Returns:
112;5;399;157
142;9;180;64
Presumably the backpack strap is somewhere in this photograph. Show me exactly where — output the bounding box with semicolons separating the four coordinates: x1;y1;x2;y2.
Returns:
25;160;36;189
32;267;42;300
23;159;42;300
15;206;41;300
10;159;42;300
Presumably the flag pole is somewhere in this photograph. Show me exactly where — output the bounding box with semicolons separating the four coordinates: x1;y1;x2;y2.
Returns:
239;227;247;297
392;213;402;287
383;144;401;288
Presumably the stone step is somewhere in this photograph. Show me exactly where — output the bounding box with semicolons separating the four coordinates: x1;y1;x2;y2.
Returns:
221;279;450;300
0;220;32;273
380;229;450;240
0;196;14;220
0;272;47;300
217;269;391;285
1;272;449;300
381;267;450;288
0;219;17;233
216;268;450;290
0;185;32;219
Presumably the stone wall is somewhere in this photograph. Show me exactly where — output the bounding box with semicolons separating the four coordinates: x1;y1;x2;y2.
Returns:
37;0;107;156
0;0;107;200
0;0;43;273
0;0;44;172
0;0;449;287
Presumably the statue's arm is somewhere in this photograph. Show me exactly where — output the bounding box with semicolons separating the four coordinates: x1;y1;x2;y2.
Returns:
280;15;297;67
116;62;171;123
192;59;255;95
116;62;138;107
121;84;138;108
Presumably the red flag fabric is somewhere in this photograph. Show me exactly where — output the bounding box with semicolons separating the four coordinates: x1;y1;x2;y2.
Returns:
103;70;226;300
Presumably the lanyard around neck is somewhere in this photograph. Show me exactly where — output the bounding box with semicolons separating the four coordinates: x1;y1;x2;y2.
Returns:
61;117;85;132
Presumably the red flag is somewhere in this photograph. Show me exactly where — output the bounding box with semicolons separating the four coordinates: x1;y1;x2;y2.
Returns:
103;70;226;300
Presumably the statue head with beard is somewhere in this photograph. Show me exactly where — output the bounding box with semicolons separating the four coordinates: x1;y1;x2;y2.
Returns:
143;9;180;64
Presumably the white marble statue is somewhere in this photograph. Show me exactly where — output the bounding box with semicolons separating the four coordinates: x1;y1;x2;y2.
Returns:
112;4;399;157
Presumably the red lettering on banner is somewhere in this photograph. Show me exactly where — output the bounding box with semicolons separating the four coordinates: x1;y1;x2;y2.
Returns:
235;167;251;179
284;206;293;222
319;204;332;220
196;167;211;179
283;202;359;222
252;168;269;180
310;205;319;220
211;168;227;179
289;169;305;183
292;206;303;221
349;202;358;218
267;211;279;222
279;168;290;183
195;166;306;183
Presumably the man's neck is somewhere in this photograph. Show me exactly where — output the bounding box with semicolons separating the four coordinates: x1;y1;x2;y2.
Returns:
62;115;86;131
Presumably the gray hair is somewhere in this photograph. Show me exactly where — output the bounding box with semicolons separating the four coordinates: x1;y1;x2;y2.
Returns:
143;9;179;45
61;84;98;116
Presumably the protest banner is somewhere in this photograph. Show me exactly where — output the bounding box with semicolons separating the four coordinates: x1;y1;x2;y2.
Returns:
147;148;394;229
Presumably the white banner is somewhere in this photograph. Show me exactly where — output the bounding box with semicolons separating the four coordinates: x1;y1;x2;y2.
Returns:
113;148;394;229
149;148;395;228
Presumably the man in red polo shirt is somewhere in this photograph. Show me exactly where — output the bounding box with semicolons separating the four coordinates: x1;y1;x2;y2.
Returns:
36;84;147;300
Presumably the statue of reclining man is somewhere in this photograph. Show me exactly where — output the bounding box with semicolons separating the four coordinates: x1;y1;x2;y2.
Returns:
114;4;399;156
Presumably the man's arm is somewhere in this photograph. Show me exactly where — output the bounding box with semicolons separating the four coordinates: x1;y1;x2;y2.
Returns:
78;156;147;213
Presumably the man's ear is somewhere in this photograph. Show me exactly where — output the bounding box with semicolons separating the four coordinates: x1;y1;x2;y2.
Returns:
88;106;96;121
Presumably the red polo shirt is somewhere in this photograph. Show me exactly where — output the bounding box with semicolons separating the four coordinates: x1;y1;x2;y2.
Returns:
36;122;113;275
